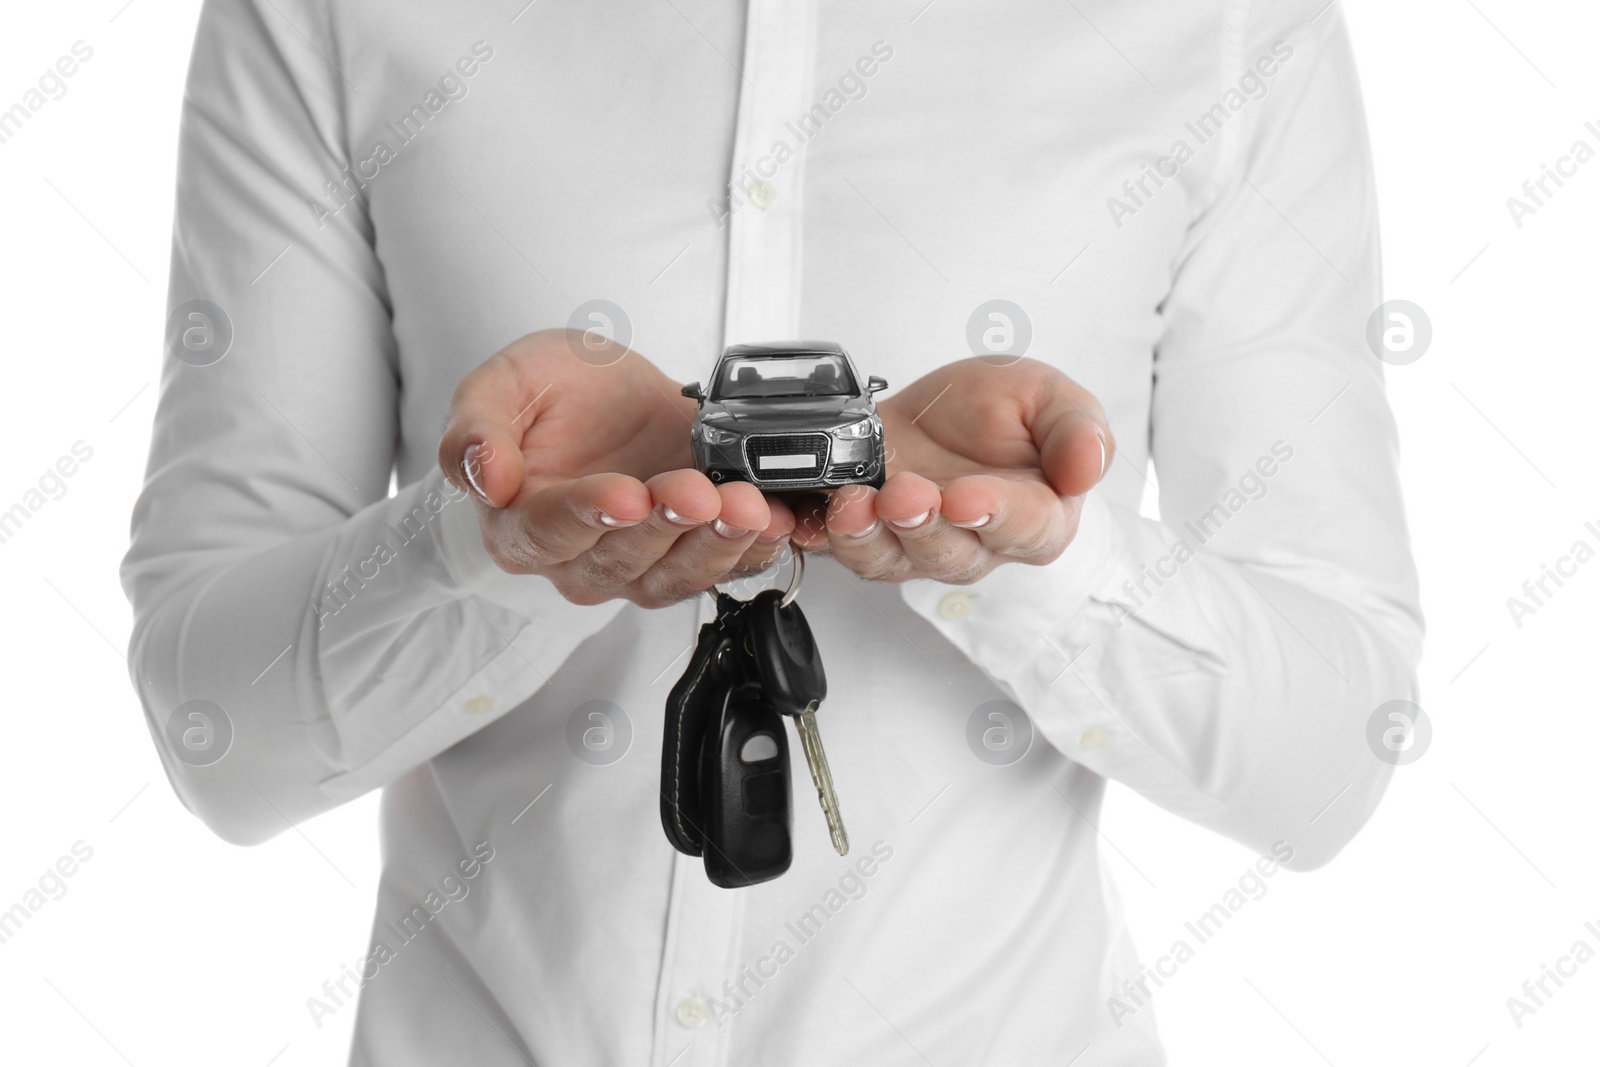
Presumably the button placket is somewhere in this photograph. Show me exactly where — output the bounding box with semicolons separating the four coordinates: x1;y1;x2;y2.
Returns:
721;0;816;347
652;590;741;1067
653;5;818;1064
656;849;744;1064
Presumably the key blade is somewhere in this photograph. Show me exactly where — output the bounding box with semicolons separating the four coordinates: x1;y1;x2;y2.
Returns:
797;707;849;856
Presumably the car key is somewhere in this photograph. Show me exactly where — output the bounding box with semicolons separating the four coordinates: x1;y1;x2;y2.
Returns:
698;679;793;888
746;585;848;857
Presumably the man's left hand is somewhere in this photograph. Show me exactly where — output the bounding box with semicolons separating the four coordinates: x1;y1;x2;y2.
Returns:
790;357;1113;584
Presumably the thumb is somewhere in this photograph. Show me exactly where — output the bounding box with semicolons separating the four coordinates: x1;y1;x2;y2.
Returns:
1032;380;1113;498
438;355;539;508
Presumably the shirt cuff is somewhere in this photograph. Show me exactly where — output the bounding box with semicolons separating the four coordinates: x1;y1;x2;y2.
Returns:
317;470;628;802
898;491;1187;779
899;489;1120;649
434;468;627;631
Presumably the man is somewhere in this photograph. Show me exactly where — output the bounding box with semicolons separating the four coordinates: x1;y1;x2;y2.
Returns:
123;0;1421;1062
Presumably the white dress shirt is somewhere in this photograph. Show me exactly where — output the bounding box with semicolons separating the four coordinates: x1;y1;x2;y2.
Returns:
123;0;1422;1063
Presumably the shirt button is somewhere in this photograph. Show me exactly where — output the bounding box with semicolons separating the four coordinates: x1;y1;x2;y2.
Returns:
675;996;709;1028
463;695;494;715
938;592;973;620
748;179;777;209
1079;727;1109;749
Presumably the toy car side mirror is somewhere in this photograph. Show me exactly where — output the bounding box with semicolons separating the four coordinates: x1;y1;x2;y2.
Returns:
681;382;704;401
867;376;888;395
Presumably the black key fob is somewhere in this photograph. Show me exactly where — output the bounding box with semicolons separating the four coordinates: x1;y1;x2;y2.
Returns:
660;594;750;856
699;681;793;888
746;589;827;715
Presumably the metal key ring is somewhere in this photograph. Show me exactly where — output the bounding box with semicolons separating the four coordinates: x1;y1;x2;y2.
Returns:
703;542;805;607
780;546;805;608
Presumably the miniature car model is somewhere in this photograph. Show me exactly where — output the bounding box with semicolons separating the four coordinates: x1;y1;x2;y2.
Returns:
682;342;888;491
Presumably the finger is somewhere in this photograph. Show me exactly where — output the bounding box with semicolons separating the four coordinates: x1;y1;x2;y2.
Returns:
702;478;774;538
571;471;750;591
872;471;945;533
439;350;548;507
732;494;797;576
787;494;833;554
634;503;770;608
1032;380;1114;497
484;472;651;572
872;472;992;584
940;474;1073;564
821;483;911;582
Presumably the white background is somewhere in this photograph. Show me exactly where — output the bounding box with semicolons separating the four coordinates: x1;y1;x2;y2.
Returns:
1;2;1596;1064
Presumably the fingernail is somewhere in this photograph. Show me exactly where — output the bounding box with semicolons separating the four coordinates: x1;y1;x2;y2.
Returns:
660;504;702;526
713;519;751;540
844;519;882;540
951;513;993;529
461;443;491;505
598;511;639;528
1096;429;1109;479
887;509;931;530
757;531;789;543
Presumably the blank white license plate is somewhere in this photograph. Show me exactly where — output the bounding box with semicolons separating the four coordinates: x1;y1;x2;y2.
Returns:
759;454;815;470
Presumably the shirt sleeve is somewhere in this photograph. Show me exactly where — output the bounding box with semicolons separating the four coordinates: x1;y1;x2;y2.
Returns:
120;0;623;845
900;1;1423;869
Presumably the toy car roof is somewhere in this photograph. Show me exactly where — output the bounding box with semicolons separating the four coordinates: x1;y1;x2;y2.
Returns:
720;341;849;360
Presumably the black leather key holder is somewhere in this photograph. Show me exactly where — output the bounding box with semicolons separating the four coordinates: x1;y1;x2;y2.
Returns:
660;555;804;887
659;592;749;857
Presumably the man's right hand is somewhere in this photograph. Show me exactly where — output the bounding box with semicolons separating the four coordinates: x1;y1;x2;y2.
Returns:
438;330;794;608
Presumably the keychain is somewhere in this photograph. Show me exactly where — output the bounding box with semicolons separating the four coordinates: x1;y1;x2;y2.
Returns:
659;550;847;888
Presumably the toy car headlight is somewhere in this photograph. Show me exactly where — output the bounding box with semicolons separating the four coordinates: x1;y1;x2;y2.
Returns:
832;418;875;440
701;424;741;445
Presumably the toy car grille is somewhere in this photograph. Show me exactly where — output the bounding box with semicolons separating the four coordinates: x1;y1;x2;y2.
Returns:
744;433;829;479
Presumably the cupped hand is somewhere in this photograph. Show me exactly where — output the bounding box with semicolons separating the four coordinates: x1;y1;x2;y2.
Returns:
790;357;1113;584
438;330;794;608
